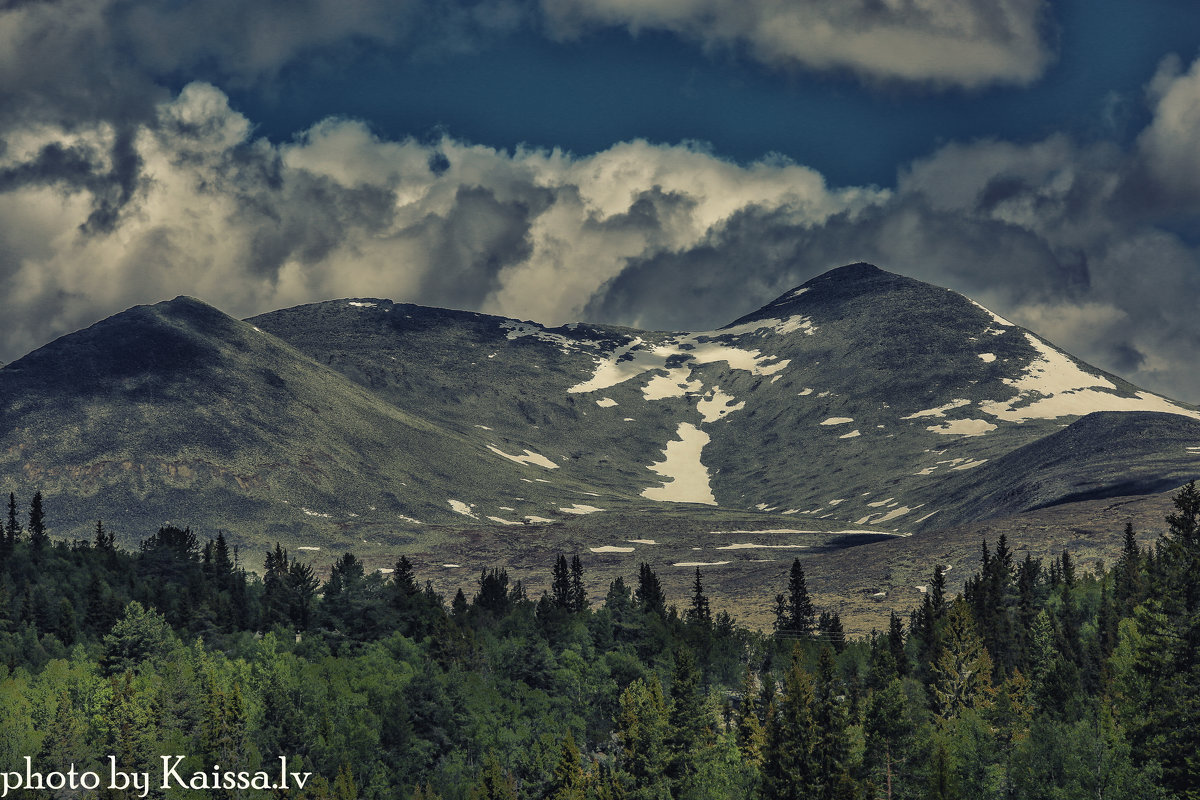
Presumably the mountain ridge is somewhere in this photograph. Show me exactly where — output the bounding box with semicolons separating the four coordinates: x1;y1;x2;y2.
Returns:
1;265;1197;616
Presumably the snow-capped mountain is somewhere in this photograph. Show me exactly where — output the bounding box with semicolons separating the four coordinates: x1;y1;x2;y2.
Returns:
2;263;1198;556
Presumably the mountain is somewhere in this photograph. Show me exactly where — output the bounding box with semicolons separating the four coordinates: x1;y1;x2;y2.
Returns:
250;262;1200;531
2;264;1197;628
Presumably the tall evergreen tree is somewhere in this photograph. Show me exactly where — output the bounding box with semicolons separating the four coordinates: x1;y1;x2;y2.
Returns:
569;555;586;613
763;645;819;800
27;490;47;552
685;567;712;627
552;554;572;609
5;492;19;547
775;559;815;637
635;563;666;616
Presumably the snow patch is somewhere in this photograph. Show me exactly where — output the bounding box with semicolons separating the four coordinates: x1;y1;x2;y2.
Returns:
590;546;635;553
486;516;523;526
710;528;819;534
821;417;854;426
643;368;703;400
301;508;331;518
673;561;731;567
980;333;1200;422
641;423;717;505
951;459;988;470
448;500;477;518
525;516;554;523
716;543;811;550
902;399;970;419
297;546;321;551
596;397;619;408
348;301;376;308
559;504;603;515
978;353;997;363
627;539;658;545
839;429;861;439
798;388;814;396
487;444;559;470
926;419;997;436
697;386;746;422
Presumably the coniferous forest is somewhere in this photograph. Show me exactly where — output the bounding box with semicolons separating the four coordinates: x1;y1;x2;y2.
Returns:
2;484;1200;799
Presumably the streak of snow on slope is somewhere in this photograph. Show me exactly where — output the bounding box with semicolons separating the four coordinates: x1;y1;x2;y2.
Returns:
448;500;477;518
673;561;731;567
641;423;717;505
716;543;811;550
348;301;377;308
487;444;559;469
697;386;746;422
952;459;988;470
560;504;604;514
591;546;635;553
710;528;819;534
525;516;554;523
627;539;658;544
596;397;618;407
839;429;861;439
821;417;854;425
719;314;816;337
487;516;523;526
969;299;1015;327
979;333;1200;422
903;399;970;419
927;419;997;436
569;333;789;395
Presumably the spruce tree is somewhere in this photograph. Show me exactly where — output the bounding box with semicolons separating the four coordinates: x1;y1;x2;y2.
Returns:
635;562;666;616
545;732;586;800
775;558;815;637
686;567;712;627
5;492;19;547
27;490;47;552
552;554;572;609
569;555;586;613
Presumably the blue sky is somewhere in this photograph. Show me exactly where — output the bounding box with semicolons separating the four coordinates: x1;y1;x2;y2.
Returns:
232;0;1200;188
2;0;1200;400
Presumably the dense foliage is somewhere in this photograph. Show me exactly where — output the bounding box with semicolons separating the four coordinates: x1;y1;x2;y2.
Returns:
1;484;1199;799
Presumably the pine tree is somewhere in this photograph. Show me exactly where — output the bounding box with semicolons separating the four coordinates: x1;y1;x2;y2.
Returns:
931;597;994;718
27;490;47;552
552;554;572;609
614;674;671;799
570;555;586;613
5;492;19;547
635;563;666;616
545;732;586;800
685;567;712;627
735;667;766;770
762;645;819;800
666;648;711;795
775;559;815;638
812;646;854;799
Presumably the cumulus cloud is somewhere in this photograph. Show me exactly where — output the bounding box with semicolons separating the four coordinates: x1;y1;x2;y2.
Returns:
0;82;882;365
541;0;1054;89
6;40;1200;405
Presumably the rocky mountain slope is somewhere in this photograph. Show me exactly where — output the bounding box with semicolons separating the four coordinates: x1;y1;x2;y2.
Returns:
1;263;1197;617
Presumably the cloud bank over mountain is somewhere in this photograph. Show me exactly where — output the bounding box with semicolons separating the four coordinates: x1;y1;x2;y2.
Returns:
2;1;1200;403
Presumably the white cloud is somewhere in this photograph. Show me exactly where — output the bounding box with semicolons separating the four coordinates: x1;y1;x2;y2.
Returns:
1138;53;1200;205
0;82;882;364
541;0;1054;89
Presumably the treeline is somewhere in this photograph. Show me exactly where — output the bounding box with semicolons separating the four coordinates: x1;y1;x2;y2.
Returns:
0;484;1199;798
